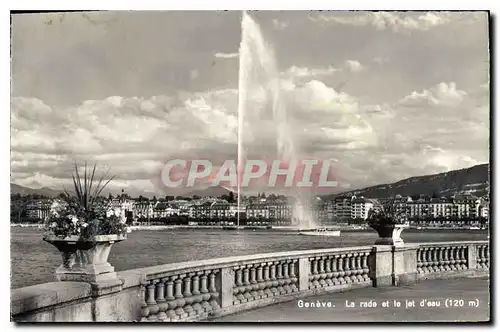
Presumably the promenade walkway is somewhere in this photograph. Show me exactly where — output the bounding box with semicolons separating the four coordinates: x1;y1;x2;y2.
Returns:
211;277;490;322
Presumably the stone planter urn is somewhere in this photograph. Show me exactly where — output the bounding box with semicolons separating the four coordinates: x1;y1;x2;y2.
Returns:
370;223;409;246
43;234;126;283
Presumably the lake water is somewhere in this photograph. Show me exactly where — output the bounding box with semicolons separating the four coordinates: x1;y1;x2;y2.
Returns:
10;227;489;289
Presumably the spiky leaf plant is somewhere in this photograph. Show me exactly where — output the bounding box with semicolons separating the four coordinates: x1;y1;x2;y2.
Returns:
43;162;127;240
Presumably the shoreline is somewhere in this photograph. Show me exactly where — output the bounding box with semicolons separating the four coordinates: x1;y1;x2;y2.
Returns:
10;224;487;232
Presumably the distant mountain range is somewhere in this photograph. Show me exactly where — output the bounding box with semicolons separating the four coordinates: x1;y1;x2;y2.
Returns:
10;183;62;198
184;185;232;198
323;163;489;200
11;163;489;200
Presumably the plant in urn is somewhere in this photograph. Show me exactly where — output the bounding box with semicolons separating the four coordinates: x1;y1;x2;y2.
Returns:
367;198;408;246
42;162;128;284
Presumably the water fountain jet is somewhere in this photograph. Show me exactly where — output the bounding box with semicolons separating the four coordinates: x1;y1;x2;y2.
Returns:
237;11;316;230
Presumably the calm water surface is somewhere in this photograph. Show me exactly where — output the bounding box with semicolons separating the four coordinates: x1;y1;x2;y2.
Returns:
10;227;488;289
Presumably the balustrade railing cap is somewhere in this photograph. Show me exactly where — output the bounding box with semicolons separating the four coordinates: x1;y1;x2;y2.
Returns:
417;240;488;247
134;246;373;279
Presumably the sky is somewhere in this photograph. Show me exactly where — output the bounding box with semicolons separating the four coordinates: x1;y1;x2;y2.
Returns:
10;11;490;196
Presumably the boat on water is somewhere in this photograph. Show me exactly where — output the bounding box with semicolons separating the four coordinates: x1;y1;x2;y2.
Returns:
299;228;341;237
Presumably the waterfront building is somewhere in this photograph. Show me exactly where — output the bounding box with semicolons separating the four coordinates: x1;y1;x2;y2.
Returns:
267;201;292;224
350;196;374;220
210;199;231;220
452;194;481;218
479;203;489;218
333;196;351;220
246;203;270;220
132;201;153;220
25;199;52;222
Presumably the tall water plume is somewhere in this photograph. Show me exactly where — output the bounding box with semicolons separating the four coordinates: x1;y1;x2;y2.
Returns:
237;11;316;229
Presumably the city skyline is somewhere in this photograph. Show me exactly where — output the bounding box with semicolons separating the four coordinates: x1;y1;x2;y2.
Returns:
11;11;490;196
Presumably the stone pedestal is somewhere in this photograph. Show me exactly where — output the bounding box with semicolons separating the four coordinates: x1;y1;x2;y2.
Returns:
43;235;126;283
392;244;418;286
369;245;393;287
371;224;408;246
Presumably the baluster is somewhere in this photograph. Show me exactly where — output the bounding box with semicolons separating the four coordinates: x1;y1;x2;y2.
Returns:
457;246;464;269
484;246;489;267
430;248;438;272
307;258;314;288
431;248;439;272
182;275;194;316
270;262;278;295
289;260;298;291
242;266;252;302
362;252;370;281
199;272;212;313
165;277;178;321
477;246;483;267
263;263;273;298
208;271;220;310
233;267;243;304
416;249;421;273
324;256;333;286
345;254;354;283
423;247;430;272
355;253;363;282
428;247;435;272
256;264;266;298
442;247;448;271
317;257;326;287
331;255;339;285
443;247;450;270
439;247;446;271
140;283;149;321
276;261;285;294
448;247;456;270
350;254;358;282
282;260;292;293
173;275;187;319
460;246;467;270
249;265;259;300
338;255;346;284
422;248;429;273
311;258;320;288
156;278;168;321
477;246;483;268
146;280;159;321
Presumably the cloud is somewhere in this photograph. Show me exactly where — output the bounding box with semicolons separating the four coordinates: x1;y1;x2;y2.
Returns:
12;79;489;194
272;19;289;30
345;60;366;72
214;52;239;59
282;61;366;80
11;77;379;193
281;65;339;78
309;12;454;33
399;82;467;108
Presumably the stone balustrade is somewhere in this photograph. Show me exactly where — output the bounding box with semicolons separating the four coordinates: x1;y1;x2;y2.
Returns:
476;243;489;269
308;251;371;289
137;246;373;322
416;241;489;280
11;240;489;322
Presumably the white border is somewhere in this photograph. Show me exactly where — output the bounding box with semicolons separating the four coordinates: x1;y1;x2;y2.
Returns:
3;1;496;331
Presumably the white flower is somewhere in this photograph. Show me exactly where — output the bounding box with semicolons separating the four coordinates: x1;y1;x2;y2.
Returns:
120;211;126;224
81;222;88;228
106;209;114;218
68;215;78;224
